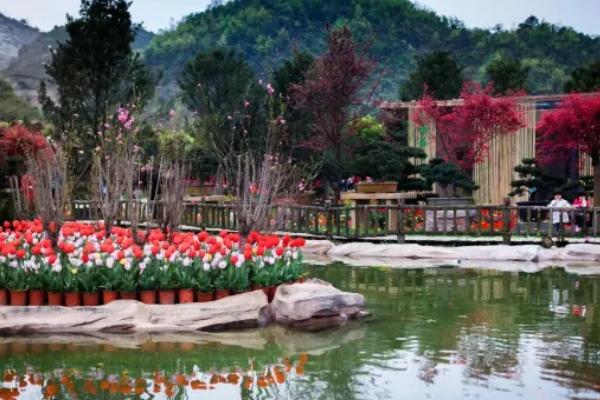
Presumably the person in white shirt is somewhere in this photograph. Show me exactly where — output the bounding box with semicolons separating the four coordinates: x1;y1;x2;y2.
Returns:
548;190;570;235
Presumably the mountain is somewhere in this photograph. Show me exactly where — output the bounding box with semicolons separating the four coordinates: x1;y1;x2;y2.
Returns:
2;25;155;106
144;0;600;99
0;13;39;70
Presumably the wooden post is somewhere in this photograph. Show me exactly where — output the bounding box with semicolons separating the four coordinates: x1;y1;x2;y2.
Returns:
502;197;512;245
397;200;405;243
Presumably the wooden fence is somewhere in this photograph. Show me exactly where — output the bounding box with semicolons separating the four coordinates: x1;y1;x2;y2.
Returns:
71;201;600;243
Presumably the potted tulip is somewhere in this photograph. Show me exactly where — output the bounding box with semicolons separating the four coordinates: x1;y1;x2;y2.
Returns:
156;264;177;304
138;262;158;304
78;266;102;306
174;263;195;303
213;268;231;300
0;267;7;305
40;265;64;306
100;263;119;304
230;264;250;295
63;267;81;307
6;265;28;306
252;265;273;301
27;268;45;306
194;263;214;302
117;264;138;300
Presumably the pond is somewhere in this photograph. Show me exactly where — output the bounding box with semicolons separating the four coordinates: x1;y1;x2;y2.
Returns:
1;264;599;399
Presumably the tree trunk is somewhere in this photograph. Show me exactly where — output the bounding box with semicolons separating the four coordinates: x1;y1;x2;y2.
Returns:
333;144;342;205
594;162;600;207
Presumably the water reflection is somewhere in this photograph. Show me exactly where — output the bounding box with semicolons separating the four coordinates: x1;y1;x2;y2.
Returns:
0;265;599;399
0;354;308;399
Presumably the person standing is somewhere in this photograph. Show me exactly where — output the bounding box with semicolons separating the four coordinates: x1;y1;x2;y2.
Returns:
548;190;571;235
573;191;591;239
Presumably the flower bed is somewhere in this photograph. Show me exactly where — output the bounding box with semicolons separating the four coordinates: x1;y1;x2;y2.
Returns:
0;220;305;306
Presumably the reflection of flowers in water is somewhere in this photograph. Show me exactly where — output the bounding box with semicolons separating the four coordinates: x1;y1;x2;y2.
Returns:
0;354;308;399
416;350;438;384
454;326;520;381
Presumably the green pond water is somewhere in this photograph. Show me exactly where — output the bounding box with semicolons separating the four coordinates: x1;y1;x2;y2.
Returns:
1;264;600;399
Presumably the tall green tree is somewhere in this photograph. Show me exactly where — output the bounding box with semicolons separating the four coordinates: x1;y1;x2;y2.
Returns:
564;61;600;93
400;51;463;100
272;50;314;158
179;48;266;184
39;0;154;179
486;58;529;95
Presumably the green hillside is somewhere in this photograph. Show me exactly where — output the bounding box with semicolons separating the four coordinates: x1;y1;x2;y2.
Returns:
145;0;600;99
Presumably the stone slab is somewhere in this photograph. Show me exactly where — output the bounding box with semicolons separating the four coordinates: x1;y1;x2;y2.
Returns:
0;291;269;335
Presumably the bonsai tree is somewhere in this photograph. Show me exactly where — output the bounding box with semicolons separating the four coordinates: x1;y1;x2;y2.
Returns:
419;158;478;197
509;158;565;201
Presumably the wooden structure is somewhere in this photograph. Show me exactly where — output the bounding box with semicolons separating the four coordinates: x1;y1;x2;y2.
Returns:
340;191;420;231
379;94;589;205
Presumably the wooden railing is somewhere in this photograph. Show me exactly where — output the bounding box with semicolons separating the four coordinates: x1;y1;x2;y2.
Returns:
71;200;600;243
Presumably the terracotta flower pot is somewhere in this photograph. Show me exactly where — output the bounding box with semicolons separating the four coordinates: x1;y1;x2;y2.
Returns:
64;292;81;307
267;286;278;302
28;290;45;306
195;291;214;302
102;290;118;304
0;289;7;305
178;289;194;303
158;290;175;304
9;290;27;306
47;292;63;306
82;292;100;306
140;290;157;305
119;291;137;301
214;289;230;300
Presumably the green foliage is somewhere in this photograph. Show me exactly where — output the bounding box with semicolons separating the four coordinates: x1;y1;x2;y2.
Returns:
0;79;40;122
40;0;155;175
173;264;196;289
508;158;564;200
146;2;600;98
419;158;477;197
194;262;213;292
156;264;179;290
486;58;529;95
400;51;464;100
352;115;385;140
40;265;64;293
272;50;314;159
179;48;267;182
5;265;29;291
77;265;103;293
352;137;426;185
229;266;250;293
138;262;159;291
564;61;600;93
179;48;255;115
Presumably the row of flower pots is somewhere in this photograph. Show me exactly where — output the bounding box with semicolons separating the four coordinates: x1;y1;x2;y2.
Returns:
0;285;281;307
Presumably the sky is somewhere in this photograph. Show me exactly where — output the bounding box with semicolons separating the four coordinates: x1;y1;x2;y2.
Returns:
0;0;598;35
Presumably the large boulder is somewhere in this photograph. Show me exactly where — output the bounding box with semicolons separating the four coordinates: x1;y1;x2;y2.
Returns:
382;244;460;259
269;279;366;331
0;291;268;334
454;245;540;261
303;240;335;255
560;244;600;261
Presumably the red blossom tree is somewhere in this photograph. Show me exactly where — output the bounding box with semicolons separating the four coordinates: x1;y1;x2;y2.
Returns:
0;124;50;162
414;83;525;172
537;92;600;205
290;26;373;202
